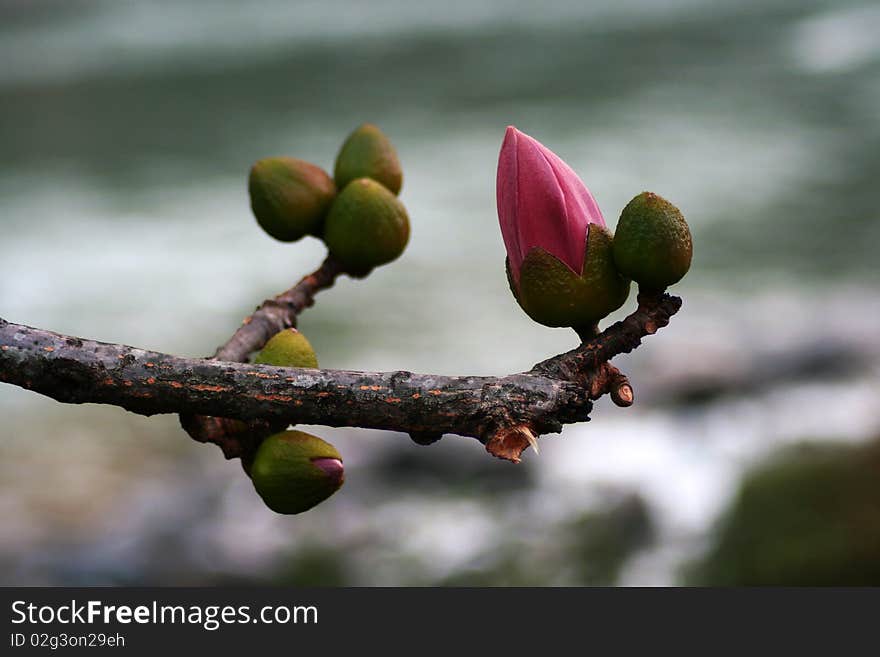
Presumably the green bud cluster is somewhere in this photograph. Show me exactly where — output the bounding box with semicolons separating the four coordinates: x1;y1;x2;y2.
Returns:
248;124;409;276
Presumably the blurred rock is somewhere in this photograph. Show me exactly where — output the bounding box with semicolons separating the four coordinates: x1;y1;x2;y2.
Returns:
370;442;535;495
658;341;869;409
440;491;654;586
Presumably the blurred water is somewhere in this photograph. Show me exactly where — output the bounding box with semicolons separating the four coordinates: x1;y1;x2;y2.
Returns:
1;0;879;585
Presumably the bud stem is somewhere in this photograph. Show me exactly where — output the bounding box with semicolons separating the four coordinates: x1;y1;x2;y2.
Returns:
574;323;600;343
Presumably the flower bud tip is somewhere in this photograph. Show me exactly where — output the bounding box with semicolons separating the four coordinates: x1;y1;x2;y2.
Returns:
311;457;344;485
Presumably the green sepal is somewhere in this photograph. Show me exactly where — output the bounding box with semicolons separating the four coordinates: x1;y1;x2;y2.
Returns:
513;224;631;331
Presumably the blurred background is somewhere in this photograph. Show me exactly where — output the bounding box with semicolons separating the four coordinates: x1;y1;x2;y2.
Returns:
1;0;879;585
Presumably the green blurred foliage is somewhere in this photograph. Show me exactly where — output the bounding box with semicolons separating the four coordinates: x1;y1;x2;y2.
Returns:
687;439;880;585
566;494;654;586
275;543;352;587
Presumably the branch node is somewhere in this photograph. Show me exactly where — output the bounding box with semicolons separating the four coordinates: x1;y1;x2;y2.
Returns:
611;381;634;407
485;424;539;464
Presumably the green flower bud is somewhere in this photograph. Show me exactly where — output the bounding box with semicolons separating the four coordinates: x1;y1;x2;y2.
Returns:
323;178;410;277
334;124;403;195
249;157;336;242
612;192;693;291
250;430;344;515
510;224;630;334
253;328;318;369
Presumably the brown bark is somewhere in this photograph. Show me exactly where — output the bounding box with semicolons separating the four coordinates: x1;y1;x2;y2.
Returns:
0;292;680;463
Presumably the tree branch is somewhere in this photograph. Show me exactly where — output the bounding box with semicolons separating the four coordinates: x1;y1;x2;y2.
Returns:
181;255;344;455
212;255;343;362
0;292;680;463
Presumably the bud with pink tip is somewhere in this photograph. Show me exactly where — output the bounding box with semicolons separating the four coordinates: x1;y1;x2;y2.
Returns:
496;126;630;335
249;430;345;514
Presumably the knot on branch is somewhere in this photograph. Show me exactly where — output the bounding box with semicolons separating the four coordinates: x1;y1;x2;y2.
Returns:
179;414;283;462
486;424;540;463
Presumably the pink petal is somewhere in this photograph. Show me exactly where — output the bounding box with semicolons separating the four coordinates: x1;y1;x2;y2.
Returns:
513;133;577;275
497;127;523;278
496;126;604;283
538;140;606;234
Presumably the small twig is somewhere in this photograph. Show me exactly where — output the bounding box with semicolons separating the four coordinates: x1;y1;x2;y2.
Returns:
213;255;343;362
530;292;682;384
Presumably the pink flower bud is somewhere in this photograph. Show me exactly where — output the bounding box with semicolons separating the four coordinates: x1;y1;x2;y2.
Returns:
497;126;606;284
